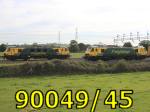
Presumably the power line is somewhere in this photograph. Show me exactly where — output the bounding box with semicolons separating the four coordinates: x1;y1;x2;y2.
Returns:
114;32;150;45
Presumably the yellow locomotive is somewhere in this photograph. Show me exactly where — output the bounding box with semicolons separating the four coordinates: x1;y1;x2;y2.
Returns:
4;47;70;60
84;46;150;60
84;47;106;60
4;47;24;60
53;47;70;58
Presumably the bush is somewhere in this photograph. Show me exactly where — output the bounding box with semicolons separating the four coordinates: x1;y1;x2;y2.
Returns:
0;59;150;77
111;60;129;73
96;60;108;73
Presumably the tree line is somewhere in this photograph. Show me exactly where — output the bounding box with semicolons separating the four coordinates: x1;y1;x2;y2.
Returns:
69;40;150;52
0;40;150;52
69;40;90;52
123;40;150;50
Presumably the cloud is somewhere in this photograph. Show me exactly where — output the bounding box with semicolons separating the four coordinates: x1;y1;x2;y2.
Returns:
0;0;150;44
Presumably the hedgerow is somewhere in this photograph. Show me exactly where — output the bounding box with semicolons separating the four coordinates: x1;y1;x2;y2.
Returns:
0;59;150;77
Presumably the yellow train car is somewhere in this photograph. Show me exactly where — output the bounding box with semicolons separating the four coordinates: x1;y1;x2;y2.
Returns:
84;47;106;60
134;47;148;59
4;47;70;60
4;47;24;60
53;47;70;59
84;46;150;60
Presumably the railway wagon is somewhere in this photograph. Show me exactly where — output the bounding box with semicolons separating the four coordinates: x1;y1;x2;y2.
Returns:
54;47;70;59
4;47;70;60
102;47;146;60
84;47;106;60
84;46;150;60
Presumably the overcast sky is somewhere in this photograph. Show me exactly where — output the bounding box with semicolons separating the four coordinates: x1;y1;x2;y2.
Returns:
0;0;150;45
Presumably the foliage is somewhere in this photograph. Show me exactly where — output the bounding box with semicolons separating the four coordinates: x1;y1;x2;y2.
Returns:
69;40;79;52
123;42;132;47
78;43;89;51
112;60;129;72
139;40;150;50
0;59;150;77
0;44;7;52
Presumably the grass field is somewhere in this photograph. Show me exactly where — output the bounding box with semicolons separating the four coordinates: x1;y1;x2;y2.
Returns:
70;52;84;58
0;72;149;112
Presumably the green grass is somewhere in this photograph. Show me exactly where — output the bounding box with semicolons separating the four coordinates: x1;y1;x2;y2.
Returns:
0;72;150;112
0;52;3;57
70;52;84;58
0;62;25;67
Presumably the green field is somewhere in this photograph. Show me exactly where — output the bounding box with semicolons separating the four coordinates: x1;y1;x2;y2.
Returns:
0;72;149;112
70;52;84;58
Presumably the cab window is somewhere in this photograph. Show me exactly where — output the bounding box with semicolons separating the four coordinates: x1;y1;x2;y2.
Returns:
95;48;98;52
101;49;105;52
55;49;59;52
43;48;47;52
135;49;138;52
91;48;94;52
31;49;35;52
37;49;40;52
18;49;22;52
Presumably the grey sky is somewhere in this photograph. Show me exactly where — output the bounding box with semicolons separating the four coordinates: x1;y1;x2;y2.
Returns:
0;0;150;45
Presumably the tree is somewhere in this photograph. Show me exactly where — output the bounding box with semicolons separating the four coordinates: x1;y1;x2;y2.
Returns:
123;42;132;47
32;43;38;47
69;40;79;52
0;44;7;52
139;40;150;50
78;43;87;51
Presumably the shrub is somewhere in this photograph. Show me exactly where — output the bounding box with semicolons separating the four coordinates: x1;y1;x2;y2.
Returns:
0;59;150;77
111;60;129;73
96;60;108;73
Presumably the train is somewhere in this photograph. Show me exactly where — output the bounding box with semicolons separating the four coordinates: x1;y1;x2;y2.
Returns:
84;46;150;60
3;46;150;61
3;47;70;60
